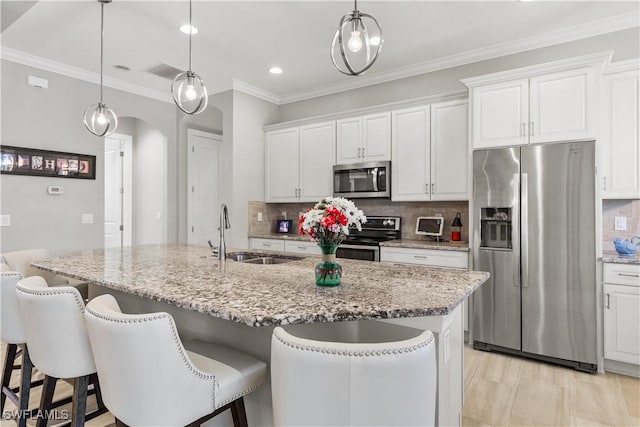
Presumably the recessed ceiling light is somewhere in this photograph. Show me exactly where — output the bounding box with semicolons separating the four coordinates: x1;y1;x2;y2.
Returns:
180;24;198;35
113;65;130;71
269;66;284;75
369;36;381;46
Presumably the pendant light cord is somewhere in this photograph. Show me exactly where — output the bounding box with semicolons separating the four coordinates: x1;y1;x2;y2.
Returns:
100;1;104;103
188;0;192;72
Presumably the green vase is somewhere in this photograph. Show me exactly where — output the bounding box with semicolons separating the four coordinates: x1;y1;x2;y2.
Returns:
315;244;342;287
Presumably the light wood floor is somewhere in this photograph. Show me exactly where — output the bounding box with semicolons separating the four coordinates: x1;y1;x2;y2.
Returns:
2;344;638;426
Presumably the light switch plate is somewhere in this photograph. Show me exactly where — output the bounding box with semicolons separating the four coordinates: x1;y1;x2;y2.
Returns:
82;213;94;224
0;215;10;227
257;212;263;222
614;216;627;231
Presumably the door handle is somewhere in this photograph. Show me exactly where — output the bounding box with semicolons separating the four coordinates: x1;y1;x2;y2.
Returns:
521;173;529;288
606;293;610;309
431;183;435;195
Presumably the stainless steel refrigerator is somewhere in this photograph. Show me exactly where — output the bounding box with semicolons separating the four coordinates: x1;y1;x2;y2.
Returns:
472;141;597;372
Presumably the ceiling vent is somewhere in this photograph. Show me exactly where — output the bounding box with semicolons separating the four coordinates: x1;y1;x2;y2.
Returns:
145;63;185;80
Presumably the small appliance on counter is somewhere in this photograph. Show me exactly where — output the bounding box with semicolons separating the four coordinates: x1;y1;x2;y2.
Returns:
415;216;445;242
275;219;293;234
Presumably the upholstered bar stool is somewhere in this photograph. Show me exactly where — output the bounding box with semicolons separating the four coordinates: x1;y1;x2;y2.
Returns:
15;276;107;427
84;294;267;427
1;249;88;299
271;327;437;427
0;271;38;427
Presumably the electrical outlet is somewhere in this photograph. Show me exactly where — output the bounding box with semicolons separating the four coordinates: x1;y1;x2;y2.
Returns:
614;216;627;231
257;212;263;222
156;211;162;221
282;211;287;220
82;213;94;224
0;215;10;227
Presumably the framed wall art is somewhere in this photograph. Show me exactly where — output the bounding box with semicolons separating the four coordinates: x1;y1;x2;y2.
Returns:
0;146;96;180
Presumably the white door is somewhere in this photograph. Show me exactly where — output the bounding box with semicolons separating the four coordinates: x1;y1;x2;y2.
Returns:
299;122;335;202
391;105;431;201
336;117;362;164
601;70;640;199
187;129;222;246
431;100;469;201
362;112;391;162
104;134;132;248
529;67;595;144
471;79;529;149
265;128;299;202
604;284;640;364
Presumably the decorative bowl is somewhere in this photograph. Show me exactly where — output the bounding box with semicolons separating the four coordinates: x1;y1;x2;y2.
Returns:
613;237;640;255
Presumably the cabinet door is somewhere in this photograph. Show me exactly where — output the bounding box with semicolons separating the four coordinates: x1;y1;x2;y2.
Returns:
601;70;640;199
336;117;362;164
299;122;335;202
471;79;529;149
250;238;285;252
362;112;391;161
529;68;596;144
391;106;430;201
604;284;640;365
265;128;299;202
431;100;469;201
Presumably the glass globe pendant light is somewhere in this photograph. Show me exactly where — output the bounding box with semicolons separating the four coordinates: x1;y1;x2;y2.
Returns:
171;0;208;115
83;0;118;137
330;0;383;76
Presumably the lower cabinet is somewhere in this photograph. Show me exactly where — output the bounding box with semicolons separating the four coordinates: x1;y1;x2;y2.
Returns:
604;263;640;366
284;240;322;256
249;238;285;252
380;246;469;269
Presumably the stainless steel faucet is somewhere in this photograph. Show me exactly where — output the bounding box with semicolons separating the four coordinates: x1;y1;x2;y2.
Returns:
218;203;231;261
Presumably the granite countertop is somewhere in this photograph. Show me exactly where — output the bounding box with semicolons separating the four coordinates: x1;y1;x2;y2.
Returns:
601;251;640;265
33;244;489;327
379;239;470;252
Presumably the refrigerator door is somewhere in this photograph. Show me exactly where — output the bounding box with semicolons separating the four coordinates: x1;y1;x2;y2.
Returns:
472;148;521;350
521;141;597;365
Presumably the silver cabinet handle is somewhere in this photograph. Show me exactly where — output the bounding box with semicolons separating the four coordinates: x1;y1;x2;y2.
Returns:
298;188;302;198
618;273;640;278
362;147;365;158
263;243;272;247
414;255;427;259
297;246;307;250
603;176;607;192
530;121;535;137
358;148;362;158
606;293;610;309
425;184;429;195
431;183;435;194
521;123;526;137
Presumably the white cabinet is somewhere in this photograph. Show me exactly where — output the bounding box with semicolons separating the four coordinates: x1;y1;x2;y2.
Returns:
265;122;335;203
392;100;469;201
604;263;640;366
380;247;469;269
336;112;391;164
601;67;640;199
469;67;596;149
249;238;285;252
284;240;322;256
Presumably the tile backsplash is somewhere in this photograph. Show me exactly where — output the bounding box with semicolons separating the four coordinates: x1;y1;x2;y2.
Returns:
249;200;469;242
602;199;640;251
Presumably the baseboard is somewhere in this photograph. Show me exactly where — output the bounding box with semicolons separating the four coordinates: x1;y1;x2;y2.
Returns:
604;358;640;378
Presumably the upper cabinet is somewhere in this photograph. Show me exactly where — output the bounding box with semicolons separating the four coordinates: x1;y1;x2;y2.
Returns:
336;112;391;164
392;100;469;201
601;63;640;199
265;122;335;203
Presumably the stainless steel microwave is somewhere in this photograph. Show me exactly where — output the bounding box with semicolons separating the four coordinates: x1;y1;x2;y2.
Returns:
333;161;390;198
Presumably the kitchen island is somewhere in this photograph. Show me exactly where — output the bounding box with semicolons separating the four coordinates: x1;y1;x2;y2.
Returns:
33;244;489;427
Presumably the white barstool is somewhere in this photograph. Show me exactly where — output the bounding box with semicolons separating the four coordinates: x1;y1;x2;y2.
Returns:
84;294;267;427
15;276;107;427
0;271;36;427
271;327;437;427
1;249;88;299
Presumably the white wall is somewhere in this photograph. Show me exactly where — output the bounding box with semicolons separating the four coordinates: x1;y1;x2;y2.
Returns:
0;60;177;253
277;28;640;122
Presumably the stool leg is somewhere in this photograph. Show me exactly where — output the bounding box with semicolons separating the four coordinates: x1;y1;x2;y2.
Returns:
36;376;57;427
230;397;248;427
1;343;18;412
17;345;33;427
71;375;89;427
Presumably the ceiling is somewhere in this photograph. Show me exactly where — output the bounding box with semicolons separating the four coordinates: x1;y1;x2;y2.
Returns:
1;1;639;104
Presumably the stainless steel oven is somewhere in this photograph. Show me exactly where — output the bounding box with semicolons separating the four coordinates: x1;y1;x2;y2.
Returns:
333;161;390;198
336;244;380;262
336;216;400;262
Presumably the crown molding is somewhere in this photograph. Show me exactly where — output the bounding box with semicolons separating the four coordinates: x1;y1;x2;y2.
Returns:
279;12;639;105
0;47;173;103
232;79;281;105
461;51;613;88
603;58;640;75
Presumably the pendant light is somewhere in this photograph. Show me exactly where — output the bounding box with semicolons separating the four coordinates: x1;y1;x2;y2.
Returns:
330;0;383;76
83;0;118;137
172;0;208;115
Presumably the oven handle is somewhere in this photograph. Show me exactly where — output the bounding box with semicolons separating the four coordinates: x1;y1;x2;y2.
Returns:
338;244;380;251
371;167;379;192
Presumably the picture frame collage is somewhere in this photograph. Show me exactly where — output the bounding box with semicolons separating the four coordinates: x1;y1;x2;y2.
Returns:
0;145;96;180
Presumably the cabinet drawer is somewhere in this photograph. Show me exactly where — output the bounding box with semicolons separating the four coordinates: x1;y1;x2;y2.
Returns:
284;241;322;256
380;247;468;269
604;263;640;286
249;238;285;252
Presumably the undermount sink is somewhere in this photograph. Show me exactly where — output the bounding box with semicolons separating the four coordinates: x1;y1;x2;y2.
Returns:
226;252;303;264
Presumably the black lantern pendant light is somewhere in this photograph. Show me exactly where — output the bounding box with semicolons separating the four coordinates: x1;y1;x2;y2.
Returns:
330;0;383;76
172;0;208;115
83;0;118;137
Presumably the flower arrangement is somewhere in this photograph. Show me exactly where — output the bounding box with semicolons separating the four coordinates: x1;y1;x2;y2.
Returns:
298;197;367;246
